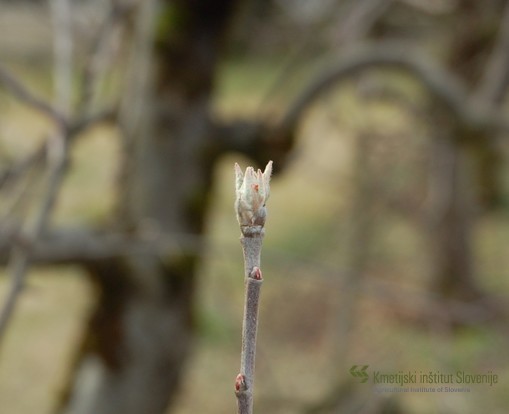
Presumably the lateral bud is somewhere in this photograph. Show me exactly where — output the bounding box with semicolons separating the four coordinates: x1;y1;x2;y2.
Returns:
249;266;263;280
235;373;247;393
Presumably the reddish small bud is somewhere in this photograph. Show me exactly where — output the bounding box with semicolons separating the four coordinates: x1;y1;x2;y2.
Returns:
235;373;246;392
250;266;262;280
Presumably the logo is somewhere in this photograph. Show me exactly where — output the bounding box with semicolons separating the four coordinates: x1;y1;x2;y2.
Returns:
350;365;369;383
348;364;499;392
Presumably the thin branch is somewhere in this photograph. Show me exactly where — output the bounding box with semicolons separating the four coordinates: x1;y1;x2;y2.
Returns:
0;143;44;190
229;40;509;164
0;65;67;128
68;107;116;134
236;262;263;414
0;132;69;344
0;107;114;191
0;162;43;227
78;0;136;114
277;41;509;138
234;162;272;414
257;0;391;117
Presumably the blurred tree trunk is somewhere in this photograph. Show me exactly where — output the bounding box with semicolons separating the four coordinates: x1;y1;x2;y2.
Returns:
57;1;239;413
427;0;506;302
427;133;479;300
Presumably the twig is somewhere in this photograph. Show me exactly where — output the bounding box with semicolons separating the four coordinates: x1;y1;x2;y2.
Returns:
0;144;45;190
0;161;43;225
0;65;67;128
234;161;272;414
0;107;113;191
78;0;136;114
0;133;69;344
257;0;391;117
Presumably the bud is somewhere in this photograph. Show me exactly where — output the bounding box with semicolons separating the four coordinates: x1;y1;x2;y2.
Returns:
234;161;273;227
234;373;246;392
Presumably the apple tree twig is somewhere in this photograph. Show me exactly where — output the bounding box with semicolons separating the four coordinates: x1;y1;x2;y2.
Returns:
233;161;272;414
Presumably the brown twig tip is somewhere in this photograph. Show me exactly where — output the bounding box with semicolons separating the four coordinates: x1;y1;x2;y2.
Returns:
250;266;263;280
235;373;247;393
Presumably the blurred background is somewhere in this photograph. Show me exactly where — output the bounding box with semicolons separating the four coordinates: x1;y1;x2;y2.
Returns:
0;0;508;413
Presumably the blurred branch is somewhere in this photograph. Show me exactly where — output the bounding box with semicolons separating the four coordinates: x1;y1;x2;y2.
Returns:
258;0;391;117
0;107;114;191
0;227;203;266
475;0;509;106
0;132;69;344
0;163;43;231
50;0;73;116
396;0;457;14
0;65;67;128
0;40;115;343
277;41;509;139
333;0;393;44
222;36;502;175
68;107;116;134
78;0;138;114
0;145;45;190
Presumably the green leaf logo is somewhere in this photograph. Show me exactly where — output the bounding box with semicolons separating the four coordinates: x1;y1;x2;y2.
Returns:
350;365;369;383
